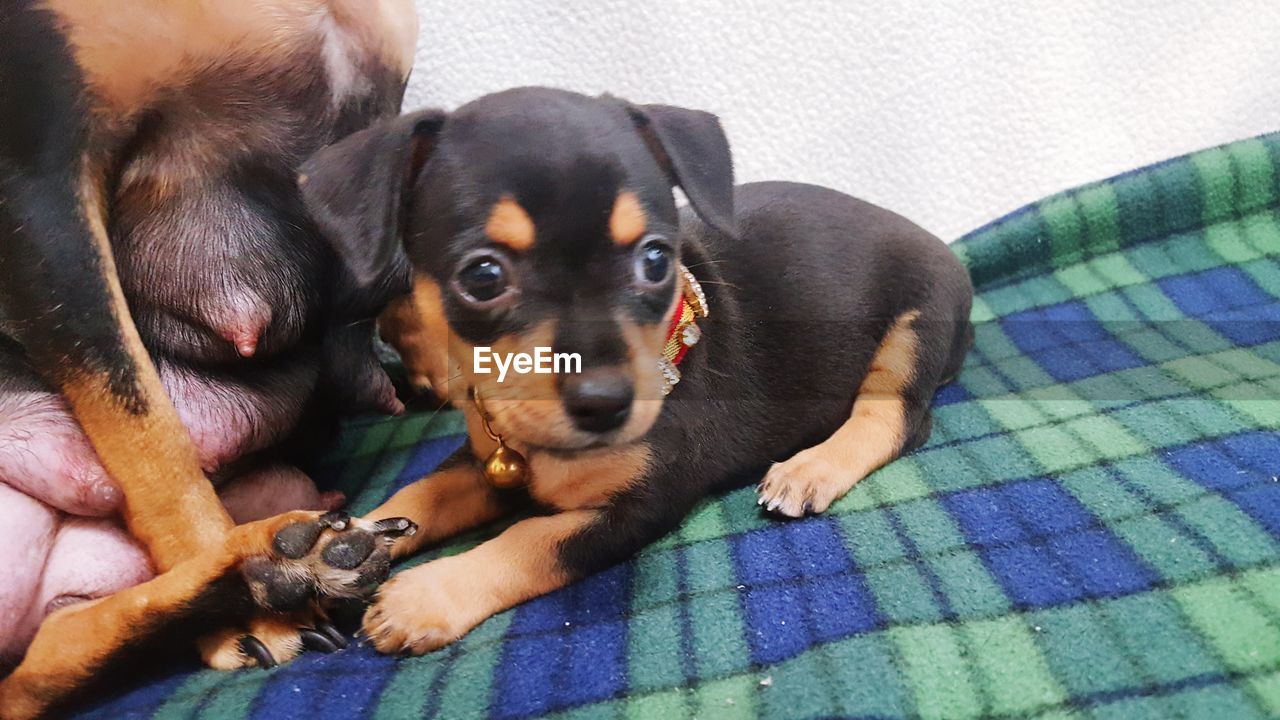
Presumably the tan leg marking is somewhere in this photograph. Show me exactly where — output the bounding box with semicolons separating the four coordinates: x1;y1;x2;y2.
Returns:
12;2;419;703
0;511;320;720
610;191;647;246
757;311;922;517
363;510;593;655
354;420;650;657
64;164;231;571
485;196;536;251
365;464;505;559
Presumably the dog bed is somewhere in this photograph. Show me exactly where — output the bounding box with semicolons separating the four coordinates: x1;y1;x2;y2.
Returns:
78;132;1280;719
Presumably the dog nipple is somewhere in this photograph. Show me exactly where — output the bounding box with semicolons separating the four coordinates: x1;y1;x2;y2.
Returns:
226;328;260;358
90;478;123;511
216;293;273;358
220;314;269;358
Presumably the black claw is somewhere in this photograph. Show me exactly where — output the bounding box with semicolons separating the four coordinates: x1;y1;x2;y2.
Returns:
239;635;277;669
802;501;814;514
319;511;352;531
369;517;418;538
299;628;340;654
321;530;376;570
272;521;325;559
317;622;349;650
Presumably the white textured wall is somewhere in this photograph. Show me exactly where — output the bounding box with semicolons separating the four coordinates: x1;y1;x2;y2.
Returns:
406;1;1280;241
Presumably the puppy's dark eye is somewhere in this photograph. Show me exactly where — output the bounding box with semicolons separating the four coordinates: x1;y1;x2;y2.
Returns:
455;256;511;304
635;237;673;286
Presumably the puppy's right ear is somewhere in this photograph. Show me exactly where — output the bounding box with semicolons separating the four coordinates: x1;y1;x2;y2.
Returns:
299;109;446;288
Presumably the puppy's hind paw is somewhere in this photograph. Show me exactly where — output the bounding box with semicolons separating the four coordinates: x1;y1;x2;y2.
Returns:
756;448;855;518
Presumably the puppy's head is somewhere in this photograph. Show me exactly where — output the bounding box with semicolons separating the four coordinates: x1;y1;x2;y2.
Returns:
300;87;735;450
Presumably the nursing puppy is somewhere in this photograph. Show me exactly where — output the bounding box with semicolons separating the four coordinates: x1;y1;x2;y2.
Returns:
297;86;974;654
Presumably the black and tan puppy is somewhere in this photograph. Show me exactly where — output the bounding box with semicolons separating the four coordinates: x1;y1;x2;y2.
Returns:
0;1;420;716
295;87;974;654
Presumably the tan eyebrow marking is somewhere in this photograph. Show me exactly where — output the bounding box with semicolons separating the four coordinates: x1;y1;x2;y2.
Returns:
485;196;536;251
610;191;647;246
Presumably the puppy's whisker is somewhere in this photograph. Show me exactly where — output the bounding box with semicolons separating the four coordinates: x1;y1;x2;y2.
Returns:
409;397;449;430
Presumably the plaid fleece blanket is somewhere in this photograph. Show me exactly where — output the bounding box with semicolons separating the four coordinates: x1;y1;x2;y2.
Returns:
78;133;1280;719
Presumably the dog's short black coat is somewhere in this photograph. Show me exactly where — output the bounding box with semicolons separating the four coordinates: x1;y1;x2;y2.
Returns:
297;86;974;654
562;180;974;570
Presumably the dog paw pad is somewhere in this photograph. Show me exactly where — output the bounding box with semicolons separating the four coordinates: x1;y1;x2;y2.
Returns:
243;514;417;612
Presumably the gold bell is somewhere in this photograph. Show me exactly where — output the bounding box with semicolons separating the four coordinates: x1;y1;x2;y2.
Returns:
473;391;529;489
483;441;529;489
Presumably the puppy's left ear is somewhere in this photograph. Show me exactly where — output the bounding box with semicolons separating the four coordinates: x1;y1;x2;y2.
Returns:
624;102;738;240
299;109;447;290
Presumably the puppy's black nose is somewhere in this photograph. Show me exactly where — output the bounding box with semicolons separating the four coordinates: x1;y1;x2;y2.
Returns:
561;368;633;434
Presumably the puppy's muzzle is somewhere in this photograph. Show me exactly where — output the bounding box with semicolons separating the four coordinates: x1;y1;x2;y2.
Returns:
560;367;633;434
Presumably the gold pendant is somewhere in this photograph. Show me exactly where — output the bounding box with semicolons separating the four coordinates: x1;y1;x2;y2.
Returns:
483;442;529;489
473;391;529;489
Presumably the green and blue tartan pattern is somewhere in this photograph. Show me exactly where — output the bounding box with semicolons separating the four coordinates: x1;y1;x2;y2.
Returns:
79;133;1280;719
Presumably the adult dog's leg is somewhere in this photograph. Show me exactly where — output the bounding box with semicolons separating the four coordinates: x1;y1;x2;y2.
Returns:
0;1;340;679
0;2;230;571
0;510;416;720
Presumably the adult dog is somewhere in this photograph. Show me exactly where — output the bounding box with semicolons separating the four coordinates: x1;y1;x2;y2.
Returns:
0;1;418;715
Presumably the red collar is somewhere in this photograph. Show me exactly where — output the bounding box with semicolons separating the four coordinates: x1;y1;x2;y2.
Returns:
658;264;708;394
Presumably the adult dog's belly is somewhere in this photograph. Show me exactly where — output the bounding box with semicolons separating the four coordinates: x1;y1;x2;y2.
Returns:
158;353;321;475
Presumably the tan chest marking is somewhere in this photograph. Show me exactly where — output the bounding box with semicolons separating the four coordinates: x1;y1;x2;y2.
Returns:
528;444;651;510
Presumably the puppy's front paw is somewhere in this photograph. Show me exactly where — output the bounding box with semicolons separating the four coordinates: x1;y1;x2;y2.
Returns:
362;558;476;656
757;448;848;518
